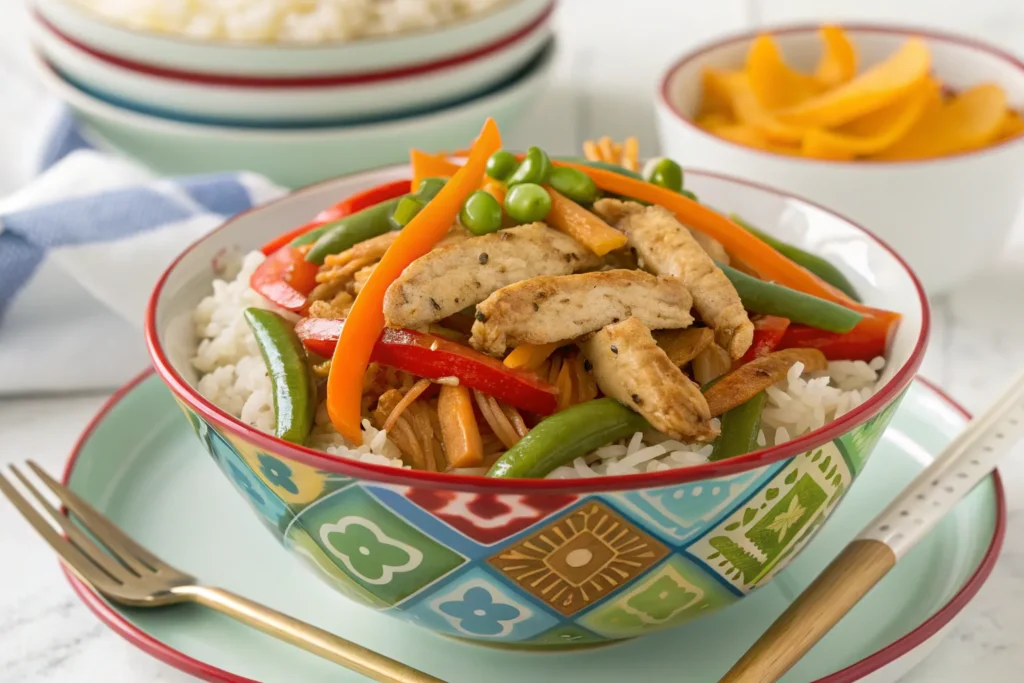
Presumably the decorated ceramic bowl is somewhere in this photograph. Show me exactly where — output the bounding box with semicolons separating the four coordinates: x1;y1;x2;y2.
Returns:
146;165;928;649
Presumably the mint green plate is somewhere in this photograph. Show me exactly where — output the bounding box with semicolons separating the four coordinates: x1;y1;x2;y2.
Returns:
63;373;1004;682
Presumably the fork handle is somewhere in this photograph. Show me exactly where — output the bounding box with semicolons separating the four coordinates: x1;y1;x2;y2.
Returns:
179;585;445;683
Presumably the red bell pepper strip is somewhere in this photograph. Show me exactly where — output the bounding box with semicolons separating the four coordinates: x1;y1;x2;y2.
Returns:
739;316;791;364
259;179;411;255
296;318;558;415
777;323;891;362
250;245;320;312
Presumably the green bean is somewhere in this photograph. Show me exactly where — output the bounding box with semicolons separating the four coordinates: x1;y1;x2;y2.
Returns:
390;196;424;229
305;179;446;264
488;398;649;478
643;157;684;193
504;183;551;223
459;190;503;235
547;166;598;205
243;308;314;444
508;146;552;186
554;157;645;181
486;150;519;182
730;213;861;301
709;392;766;462
718;262;863;333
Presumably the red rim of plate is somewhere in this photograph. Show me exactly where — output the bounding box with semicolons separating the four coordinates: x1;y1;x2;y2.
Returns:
144;164;931;495
658;22;1024;166
33;1;555;89
58;371;1005;682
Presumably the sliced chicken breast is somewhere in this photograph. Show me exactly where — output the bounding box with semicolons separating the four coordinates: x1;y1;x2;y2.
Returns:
580;317;716;441
593;199;752;358
470;270;693;355
383;223;599;329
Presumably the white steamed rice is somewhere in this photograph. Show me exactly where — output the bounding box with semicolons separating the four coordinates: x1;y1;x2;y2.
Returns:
190;251;884;478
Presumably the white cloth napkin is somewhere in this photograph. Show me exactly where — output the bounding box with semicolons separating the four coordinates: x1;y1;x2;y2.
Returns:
0;115;286;394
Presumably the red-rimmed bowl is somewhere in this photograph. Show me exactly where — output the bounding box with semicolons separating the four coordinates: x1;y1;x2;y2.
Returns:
145;164;929;648
32;0;553;79
30;4;554;125
655;24;1024;295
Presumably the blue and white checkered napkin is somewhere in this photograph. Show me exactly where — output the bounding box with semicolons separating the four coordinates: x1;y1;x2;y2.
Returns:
0;114;286;394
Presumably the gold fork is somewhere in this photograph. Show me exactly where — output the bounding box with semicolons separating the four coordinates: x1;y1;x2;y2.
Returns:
0;461;444;683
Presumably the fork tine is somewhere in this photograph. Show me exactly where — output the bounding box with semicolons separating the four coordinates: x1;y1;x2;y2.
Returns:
0;471;122;594
10;465;135;582
27;461;169;576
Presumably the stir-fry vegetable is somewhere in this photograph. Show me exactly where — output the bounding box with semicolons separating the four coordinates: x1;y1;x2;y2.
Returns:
508;146;552;186
460;190;504;235
693;343;732;385
261;179;412;254
709;392;767;461
326;118;502;444
250;245;320;312
778;323;888;361
504;342;561;371
555;157;646;180
730;213;861;301
243;308;314;444
547;166;599;205
643;157;685;193
655;327;715;367
718;263;863;333
485;150;519;182
306;178;447;264
298;319;559;416
438;384;483;468
487;398;649;478
410;150;461;191
544;187;628;255
704;348;827;416
390;196;425;229
504;183;552;223
740;316;791;363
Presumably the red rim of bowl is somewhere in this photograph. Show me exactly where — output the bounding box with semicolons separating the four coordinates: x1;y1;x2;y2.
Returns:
58;371;1005;683
144;163;931;495
658;22;1024;166
33;1;555;88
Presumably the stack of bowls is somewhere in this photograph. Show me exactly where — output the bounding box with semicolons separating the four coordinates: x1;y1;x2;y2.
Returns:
28;0;556;187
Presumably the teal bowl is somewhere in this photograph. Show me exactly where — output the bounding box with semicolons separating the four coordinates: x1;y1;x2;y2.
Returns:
146;165;929;648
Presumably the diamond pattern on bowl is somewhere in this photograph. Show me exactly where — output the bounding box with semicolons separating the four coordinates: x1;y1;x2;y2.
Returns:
488;499;669;616
404;490;576;545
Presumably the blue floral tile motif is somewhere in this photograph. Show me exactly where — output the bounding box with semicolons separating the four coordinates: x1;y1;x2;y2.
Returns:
205;427;291;532
609;464;782;545
405;568;556;640
257;453;300;494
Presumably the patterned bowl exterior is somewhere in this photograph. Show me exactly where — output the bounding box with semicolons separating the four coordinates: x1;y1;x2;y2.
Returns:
176;390;905;649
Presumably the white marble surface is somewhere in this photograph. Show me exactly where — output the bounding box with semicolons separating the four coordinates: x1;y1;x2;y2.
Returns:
2;0;1024;681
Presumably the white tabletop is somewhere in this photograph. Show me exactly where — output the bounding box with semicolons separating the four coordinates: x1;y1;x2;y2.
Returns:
3;0;1024;681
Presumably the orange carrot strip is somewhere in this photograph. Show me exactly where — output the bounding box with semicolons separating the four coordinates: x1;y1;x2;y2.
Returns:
482;178;507;206
544;187;628;256
327;119;501;443
438;384;483;468
555;360;574;411
410;149;462;191
504;342;561;371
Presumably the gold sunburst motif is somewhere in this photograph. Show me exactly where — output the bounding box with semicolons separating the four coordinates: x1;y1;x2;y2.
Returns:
488;501;669;616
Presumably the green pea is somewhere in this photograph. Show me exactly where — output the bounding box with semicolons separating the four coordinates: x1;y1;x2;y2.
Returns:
507;146;551;186
504;183;551;223
643;157;684;193
485;150;519;182
390;196;424;229
547;166;599;205
459;191;503;235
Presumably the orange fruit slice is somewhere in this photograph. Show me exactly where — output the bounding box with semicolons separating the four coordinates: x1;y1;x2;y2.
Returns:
779;37;932;128
746;34;823;109
995;109;1024;142
874;83;1007;160
704;69;808;144
814;26;858;88
801;77;940;158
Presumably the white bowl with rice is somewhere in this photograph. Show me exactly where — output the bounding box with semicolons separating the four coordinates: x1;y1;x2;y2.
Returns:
144;162;928;645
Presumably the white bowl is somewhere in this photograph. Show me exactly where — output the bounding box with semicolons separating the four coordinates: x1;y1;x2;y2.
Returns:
31;9;553;125
31;0;552;79
32;40;556;188
656;24;1024;294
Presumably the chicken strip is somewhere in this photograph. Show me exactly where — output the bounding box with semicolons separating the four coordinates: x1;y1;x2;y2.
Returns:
593;198;730;264
580;317;717;441
593;199;751;357
470;270;693;355
383;223;600;329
